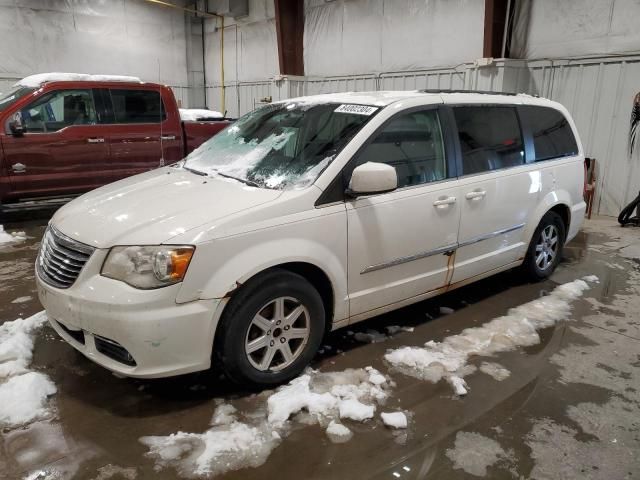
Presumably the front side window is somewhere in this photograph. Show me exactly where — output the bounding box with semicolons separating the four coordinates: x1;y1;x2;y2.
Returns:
183;102;377;190
354;109;447;187
454;106;524;175
521;106;579;161
110;89;166;124
20;89;96;133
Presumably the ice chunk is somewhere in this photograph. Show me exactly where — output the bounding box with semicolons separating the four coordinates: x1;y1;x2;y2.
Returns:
381;411;408;429
339;399;375;421
448;376;469;396
326;420;352;443
440;307;455;315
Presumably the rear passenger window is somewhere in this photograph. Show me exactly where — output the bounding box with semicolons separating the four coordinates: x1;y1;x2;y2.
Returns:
354;109;447;188
110;89;165;124
522;106;579;161
454;106;524;175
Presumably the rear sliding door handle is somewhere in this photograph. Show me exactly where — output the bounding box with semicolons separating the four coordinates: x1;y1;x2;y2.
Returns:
161;135;176;141
87;137;105;143
433;196;457;208
465;190;486;200
11;163;26;173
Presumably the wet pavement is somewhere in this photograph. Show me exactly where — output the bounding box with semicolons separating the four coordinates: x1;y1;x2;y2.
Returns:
1;213;639;479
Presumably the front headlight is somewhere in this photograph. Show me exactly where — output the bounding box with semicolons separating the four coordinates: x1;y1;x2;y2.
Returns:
101;245;195;289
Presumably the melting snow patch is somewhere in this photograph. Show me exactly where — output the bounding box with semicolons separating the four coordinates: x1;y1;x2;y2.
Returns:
0;311;56;428
11;295;32;304
384;278;596;393
385;325;414;335
0;225;26;245
353;329;387;343
446;431;513;477
439;307;455;315
380;411;407;429
479;362;511;381
141;367;391;476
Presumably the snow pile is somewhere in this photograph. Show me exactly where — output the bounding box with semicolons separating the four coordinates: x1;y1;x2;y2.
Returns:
16;73;142;88
385;277;596;394
179;108;223;121
0;311;56;427
141;367;391;477
0;225;26;245
381;411;408;429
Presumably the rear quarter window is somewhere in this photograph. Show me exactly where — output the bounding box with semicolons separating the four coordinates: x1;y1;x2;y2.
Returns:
110;89;166;124
521;106;578;161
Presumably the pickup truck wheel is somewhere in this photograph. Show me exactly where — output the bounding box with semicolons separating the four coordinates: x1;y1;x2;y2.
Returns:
215;269;325;388
522;211;566;281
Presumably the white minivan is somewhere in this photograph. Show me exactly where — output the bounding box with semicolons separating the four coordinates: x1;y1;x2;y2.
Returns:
36;90;586;386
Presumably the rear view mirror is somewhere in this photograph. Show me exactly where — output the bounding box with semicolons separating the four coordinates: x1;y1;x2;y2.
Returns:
8;111;25;136
347;162;398;197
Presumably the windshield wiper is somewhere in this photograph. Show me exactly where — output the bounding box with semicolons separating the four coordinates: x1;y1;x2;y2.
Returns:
182;165;208;176
214;170;261;188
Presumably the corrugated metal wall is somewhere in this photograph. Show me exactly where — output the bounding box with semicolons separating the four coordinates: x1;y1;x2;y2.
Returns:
206;54;640;216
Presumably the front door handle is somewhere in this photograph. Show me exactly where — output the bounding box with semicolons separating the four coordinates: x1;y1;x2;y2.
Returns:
12;163;26;173
465;190;486;200
160;135;176;141
87;137;105;143
433;196;457;208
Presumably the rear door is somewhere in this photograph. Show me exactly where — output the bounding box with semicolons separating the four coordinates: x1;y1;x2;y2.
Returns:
346;106;462;318
450;104;540;283
105;88;181;182
2;87;110;199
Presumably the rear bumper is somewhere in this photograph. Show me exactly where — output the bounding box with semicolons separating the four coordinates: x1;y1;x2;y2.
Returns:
567;201;587;243
36;256;223;378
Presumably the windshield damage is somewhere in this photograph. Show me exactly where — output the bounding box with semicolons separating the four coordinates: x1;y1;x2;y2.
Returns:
183;102;378;190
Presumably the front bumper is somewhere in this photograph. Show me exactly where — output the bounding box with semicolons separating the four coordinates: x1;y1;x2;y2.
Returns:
36;249;222;378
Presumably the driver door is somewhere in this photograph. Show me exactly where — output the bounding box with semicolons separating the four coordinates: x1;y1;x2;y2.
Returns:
2;88;111;199
346;107;462;318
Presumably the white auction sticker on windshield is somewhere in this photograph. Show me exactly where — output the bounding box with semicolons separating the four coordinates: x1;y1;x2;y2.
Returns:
334;104;378;116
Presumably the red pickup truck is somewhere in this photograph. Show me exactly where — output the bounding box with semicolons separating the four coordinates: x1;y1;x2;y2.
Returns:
0;74;232;212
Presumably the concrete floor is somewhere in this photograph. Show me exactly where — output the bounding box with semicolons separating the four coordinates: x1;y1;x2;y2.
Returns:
1;214;639;479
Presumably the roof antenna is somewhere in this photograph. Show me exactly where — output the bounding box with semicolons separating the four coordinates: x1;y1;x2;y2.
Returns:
158;58;165;167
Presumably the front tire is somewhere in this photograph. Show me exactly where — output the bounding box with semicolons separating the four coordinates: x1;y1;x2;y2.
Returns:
214;269;325;388
522;211;566;280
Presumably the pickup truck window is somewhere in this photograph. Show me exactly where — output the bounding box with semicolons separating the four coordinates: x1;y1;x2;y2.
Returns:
20;89;97;133
0;86;35;113
184;102;376;189
110;89;166;124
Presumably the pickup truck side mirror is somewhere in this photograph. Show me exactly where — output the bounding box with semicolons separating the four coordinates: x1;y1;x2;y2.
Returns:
346;162;398;197
8;111;25;136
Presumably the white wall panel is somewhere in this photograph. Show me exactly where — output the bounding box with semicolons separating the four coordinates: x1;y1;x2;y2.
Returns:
0;0;189;90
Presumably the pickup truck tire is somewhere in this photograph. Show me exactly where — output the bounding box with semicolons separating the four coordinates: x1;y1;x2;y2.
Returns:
215;268;325;388
522;211;566;281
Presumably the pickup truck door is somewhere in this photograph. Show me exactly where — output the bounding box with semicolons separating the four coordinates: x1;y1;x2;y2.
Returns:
346;107;461;318
102;88;182;182
2;88;110;200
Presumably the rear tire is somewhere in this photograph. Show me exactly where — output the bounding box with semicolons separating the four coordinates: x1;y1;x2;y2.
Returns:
214;269;325;388
521;211;566;281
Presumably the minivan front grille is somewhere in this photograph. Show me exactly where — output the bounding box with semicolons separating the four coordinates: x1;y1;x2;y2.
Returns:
37;227;94;289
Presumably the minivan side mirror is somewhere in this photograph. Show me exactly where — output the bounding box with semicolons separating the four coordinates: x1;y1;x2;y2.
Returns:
346;162;398;197
8;111;25;136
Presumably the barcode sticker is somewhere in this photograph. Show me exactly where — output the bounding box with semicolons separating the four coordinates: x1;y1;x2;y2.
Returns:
334;104;378;116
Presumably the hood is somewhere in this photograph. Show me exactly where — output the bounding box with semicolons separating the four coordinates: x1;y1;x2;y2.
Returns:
52;167;282;248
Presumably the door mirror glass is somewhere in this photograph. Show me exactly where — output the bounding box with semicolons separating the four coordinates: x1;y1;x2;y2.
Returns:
347;162;397;197
8;111;25;136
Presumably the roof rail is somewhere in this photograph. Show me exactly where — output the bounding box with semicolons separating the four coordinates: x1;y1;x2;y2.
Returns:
419;89;523;96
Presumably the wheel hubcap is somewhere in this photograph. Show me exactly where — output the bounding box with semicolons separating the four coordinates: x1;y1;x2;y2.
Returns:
245;296;311;372
535;224;559;271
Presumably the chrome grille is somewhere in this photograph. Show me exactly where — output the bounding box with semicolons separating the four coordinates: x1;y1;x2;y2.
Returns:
37;227;94;289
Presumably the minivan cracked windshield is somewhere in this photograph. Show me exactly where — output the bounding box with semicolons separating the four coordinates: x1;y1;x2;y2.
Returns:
37;91;586;387
182;100;376;189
